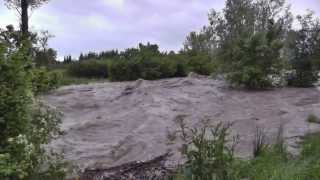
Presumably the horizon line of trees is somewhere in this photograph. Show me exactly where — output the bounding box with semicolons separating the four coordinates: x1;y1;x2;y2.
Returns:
76;43;177;62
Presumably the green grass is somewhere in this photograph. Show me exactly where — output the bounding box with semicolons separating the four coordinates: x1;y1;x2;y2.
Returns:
237;134;320;180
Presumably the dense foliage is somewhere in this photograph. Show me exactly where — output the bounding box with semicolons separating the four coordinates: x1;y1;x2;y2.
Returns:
225;32;284;88
0;26;62;94
32;67;63;94
64;43;213;81
184;0;319;88
68;60;109;78
183;0;289;88
287;12;320;87
0;41;65;179
108;55;189;81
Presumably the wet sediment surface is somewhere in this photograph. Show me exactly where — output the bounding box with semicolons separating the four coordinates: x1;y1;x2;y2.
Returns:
43;77;320;169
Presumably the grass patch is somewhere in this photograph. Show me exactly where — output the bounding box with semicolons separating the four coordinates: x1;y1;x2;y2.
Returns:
175;122;320;180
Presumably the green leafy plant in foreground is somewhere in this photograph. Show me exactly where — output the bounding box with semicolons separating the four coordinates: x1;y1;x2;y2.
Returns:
175;120;320;180
0;42;66;179
176;119;239;180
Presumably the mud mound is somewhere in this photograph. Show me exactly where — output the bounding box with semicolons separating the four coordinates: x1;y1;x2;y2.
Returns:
43;76;320;170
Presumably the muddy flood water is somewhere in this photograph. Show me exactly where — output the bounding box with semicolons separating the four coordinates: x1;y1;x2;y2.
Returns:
43;76;320;170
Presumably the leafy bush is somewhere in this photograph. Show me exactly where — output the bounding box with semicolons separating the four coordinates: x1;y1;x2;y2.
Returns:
139;57;187;80
224;32;284;89
287;69;319;87
108;56;188;82
67;60;109;78
176;120;239;180
138;58;163;80
108;59;141;81
0;43;33;152
160;57;188;78
32;67;63;94
187;54;215;76
0;42;66;179
63;42;217;82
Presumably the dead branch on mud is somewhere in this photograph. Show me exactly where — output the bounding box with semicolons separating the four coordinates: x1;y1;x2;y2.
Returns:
80;153;174;180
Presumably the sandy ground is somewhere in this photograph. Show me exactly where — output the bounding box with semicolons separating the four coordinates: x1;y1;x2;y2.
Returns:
43;76;320;170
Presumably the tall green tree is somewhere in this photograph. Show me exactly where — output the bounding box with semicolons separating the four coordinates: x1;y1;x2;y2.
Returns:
34;30;57;66
184;0;294;88
223;0;255;42
184;28;214;54
288;11;320;87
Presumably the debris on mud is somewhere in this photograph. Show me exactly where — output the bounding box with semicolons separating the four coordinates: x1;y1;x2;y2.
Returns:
80;153;174;180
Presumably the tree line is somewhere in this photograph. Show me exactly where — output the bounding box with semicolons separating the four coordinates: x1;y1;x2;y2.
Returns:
60;0;320;88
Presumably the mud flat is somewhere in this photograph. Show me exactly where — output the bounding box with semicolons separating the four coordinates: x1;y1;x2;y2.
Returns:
43;76;320;170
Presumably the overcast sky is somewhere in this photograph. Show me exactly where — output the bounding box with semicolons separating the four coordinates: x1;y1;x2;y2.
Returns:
0;0;320;59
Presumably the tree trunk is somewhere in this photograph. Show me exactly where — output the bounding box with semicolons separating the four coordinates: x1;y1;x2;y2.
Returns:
21;0;29;37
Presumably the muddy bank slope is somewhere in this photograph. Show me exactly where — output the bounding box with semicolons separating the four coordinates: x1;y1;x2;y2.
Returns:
44;76;320;169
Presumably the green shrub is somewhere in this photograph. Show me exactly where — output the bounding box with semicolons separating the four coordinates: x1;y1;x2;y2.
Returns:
63;45;217;83
307;114;320;124
227;66;273;89
108;59;141;81
157;58;177;78
223;32;284;89
32;67;63;94
176;121;239;180
0;43;33;151
108;56;188;81
175;60;188;77
287;65;319;87
0;42;66;179
139;56;189;79
161;57;188;78
67;60;109;78
187;54;215;76
138;58;162;80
